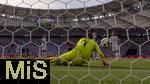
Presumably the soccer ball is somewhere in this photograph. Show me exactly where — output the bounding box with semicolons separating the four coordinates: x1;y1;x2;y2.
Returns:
100;37;110;48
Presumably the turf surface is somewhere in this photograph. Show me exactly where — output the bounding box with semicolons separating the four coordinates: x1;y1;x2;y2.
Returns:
51;58;150;84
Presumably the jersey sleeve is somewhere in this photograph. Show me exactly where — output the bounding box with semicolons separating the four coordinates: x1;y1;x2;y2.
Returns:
109;37;112;44
117;37;120;44
94;41;105;59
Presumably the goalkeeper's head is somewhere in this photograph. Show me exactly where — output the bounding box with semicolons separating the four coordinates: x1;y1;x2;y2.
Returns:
88;32;93;39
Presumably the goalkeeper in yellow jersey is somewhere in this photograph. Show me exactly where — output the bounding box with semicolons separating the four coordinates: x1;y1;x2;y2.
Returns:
47;33;109;66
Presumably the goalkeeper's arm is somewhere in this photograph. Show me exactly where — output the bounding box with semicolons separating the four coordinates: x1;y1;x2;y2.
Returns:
94;41;109;66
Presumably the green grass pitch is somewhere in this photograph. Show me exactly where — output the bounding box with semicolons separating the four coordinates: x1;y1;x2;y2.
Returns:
50;58;150;84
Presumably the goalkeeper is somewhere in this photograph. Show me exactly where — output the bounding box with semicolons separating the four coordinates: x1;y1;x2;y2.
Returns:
48;33;109;66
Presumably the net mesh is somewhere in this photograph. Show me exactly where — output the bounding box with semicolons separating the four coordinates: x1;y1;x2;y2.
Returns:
0;0;150;84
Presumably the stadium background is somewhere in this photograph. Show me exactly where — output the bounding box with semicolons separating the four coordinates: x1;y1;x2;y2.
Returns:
0;0;150;84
